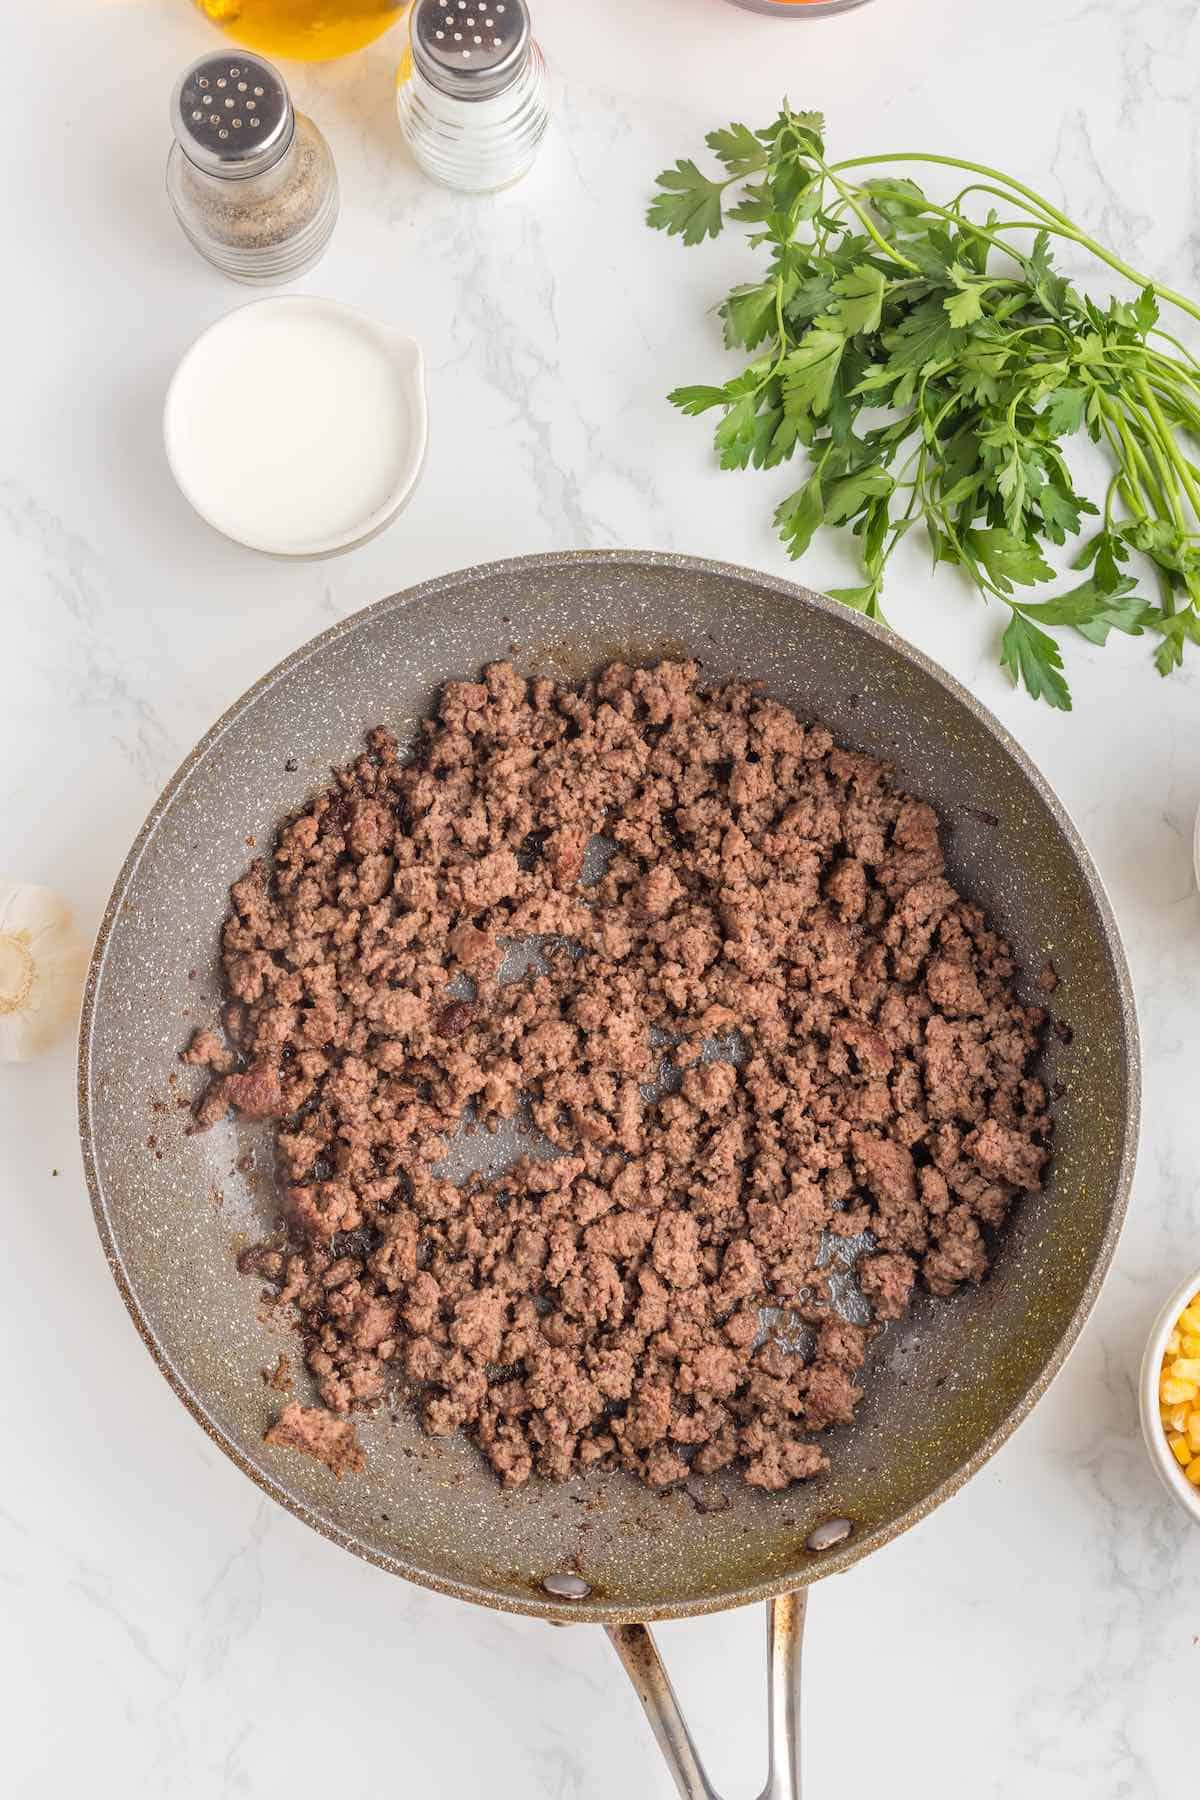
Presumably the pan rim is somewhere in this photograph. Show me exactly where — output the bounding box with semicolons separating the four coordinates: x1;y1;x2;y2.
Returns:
78;548;1141;1625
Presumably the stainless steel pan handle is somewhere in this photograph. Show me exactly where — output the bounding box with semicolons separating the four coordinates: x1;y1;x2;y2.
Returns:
606;1591;807;1800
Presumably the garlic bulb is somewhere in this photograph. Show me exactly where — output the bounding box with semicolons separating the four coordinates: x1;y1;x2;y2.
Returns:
0;880;90;1062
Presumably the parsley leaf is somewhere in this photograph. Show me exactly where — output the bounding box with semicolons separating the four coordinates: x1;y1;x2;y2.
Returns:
715;393;774;470
824;466;894;524
1041;385;1087;436
881;297;963;375
775;473;825;558
1026;231;1073;318
1001;612;1072;709
722;281;780;351
706;123;769;179
966;528;1056;594
1013;573;1153;642
781;328;845;418
647;160;728;245
668;385;731;417
828;582;887;622
832;265;886;336
945;286;985;329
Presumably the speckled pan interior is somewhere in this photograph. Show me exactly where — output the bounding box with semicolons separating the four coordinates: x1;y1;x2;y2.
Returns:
79;551;1139;1624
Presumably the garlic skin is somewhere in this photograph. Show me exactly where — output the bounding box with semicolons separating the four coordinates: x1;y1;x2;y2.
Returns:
0;881;90;1063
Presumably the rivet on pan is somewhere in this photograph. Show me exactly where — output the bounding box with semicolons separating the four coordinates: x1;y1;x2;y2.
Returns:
542;1572;591;1600
805;1517;853;1552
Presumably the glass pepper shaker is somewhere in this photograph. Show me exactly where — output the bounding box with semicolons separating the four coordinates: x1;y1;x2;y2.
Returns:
166;50;339;283
396;0;549;194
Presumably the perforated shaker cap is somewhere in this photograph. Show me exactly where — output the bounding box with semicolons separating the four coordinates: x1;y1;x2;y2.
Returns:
170;51;294;180
411;0;532;101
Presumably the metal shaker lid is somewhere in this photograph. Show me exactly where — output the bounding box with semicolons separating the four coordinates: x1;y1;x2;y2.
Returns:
170;50;294;180
410;0;532;101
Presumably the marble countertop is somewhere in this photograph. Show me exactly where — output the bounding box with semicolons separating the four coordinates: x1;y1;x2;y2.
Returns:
6;1;1200;1794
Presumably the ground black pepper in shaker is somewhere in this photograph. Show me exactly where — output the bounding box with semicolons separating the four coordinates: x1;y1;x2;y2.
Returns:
166;50;338;283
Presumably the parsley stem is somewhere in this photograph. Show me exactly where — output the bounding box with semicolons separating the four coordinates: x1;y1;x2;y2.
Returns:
1151;370;1200;415
1120;397;1181;512
1103;473;1120;532
888;449;926;550
1151;327;1200;375
824;187;1032;275
927;390;963;435
1122;402;1183;531
1145;381;1200;453
928;499;1007;603
1098;403;1154;519
1143;350;1200;405
945;182;1064;228
774;273;789;362
999;321;1072;349
877;186;1060;265
818;165;923;275
830;152;1200;328
1134;373;1200;519
1078;351;1200;435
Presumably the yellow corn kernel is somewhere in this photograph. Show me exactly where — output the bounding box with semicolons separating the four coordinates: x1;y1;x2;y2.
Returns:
1155;1304;1200;1469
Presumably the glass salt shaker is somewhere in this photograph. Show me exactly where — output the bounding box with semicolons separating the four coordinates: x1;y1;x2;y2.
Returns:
724;0;873;12
396;0;549;194
166;50;339;283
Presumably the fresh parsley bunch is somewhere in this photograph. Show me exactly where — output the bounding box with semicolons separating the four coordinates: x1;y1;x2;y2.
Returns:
648;108;1200;709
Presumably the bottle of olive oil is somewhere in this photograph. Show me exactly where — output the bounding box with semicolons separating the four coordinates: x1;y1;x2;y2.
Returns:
193;0;405;62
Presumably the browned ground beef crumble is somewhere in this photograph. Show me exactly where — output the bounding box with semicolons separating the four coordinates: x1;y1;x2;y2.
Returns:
186;660;1052;1492
264;1402;363;1478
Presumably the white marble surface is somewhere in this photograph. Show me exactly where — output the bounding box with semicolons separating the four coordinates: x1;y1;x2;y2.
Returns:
5;1;1200;1794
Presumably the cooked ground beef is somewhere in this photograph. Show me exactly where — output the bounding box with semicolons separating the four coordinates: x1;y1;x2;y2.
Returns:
263;1402;363;1478
263;1352;293;1392
185;660;1052;1493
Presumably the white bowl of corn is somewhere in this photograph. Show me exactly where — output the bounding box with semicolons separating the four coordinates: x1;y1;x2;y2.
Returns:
1140;1270;1200;1523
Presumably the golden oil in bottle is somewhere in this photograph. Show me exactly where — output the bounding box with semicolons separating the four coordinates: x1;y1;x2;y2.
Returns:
193;0;405;62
